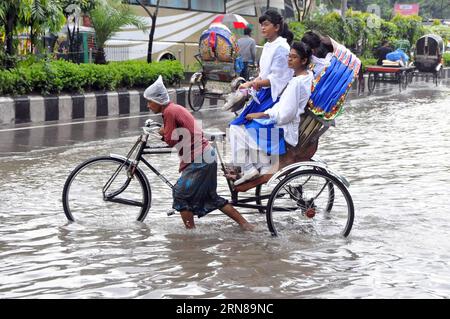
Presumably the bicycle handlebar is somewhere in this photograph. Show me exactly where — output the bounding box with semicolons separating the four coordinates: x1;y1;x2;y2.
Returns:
142;119;162;135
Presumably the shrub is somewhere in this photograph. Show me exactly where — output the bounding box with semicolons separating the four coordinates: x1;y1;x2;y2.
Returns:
0;59;184;96
289;21;307;41
359;57;377;73
444;53;450;67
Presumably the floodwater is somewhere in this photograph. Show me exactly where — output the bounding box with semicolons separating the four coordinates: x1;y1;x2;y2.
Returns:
1;82;450;298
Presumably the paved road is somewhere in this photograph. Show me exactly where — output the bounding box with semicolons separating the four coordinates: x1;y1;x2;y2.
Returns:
0;78;447;156
0;103;235;155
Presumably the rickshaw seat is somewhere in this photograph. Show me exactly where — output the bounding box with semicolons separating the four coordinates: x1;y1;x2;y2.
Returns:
233;109;333;192
203;61;237;82
278;109;333;169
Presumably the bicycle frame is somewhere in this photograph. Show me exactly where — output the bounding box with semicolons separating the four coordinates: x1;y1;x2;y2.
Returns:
103;128;269;213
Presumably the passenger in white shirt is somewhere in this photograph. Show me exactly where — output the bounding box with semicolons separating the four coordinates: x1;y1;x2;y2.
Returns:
229;10;293;184
233;41;314;186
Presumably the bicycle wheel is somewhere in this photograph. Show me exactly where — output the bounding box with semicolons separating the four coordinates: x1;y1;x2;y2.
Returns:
266;169;354;238
408;71;414;84
188;80;206;111
62;156;151;224
368;73;376;94
401;72;408;90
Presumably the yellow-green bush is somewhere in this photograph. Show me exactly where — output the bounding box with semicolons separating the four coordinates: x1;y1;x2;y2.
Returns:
0;59;184;96
444;52;450;67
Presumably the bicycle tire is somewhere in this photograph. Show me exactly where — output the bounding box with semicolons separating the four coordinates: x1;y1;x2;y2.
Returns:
62;156;151;223
188;81;206;112
368;73;376;94
266;169;354;238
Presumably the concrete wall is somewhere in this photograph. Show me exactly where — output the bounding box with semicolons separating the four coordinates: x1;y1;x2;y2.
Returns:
0;89;220;126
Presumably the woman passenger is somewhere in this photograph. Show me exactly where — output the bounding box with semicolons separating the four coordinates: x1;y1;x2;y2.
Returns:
229;9;294;183
233;42;314;186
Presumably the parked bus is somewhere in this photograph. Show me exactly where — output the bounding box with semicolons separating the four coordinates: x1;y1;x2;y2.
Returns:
101;0;295;69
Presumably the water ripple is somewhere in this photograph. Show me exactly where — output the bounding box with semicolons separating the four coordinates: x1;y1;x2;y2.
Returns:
1;86;450;298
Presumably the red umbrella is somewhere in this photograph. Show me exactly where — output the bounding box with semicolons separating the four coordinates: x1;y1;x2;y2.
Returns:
211;13;249;29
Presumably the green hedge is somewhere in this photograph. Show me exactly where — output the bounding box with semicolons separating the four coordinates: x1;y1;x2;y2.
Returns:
0;60;184;96
359;57;378;73
444;52;450;67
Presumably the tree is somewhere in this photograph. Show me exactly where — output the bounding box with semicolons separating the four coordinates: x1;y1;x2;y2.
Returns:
90;0;145;64
136;0;161;63
292;0;316;21
341;0;347;17
24;0;65;53
305;11;345;42
417;0;450;20
0;1;27;58
60;0;97;63
327;0;395;19
391;14;424;49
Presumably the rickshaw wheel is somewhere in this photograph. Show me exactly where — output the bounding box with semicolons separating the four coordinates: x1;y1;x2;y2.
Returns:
266;169;354;238
401;72;408;90
368;73;376;94
188;80;206;112
435;68;444;86
408;71;414;84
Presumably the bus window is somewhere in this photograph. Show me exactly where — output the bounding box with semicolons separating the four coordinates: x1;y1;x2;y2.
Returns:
226;0;256;16
190;0;225;13
149;0;188;9
259;0;295;20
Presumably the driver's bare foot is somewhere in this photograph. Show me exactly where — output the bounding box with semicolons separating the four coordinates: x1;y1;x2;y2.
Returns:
240;222;256;231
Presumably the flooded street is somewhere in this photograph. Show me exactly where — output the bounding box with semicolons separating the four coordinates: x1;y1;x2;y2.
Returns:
1;82;450;298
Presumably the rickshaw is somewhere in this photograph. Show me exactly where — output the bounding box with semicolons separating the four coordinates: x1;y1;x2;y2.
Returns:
366;64;415;94
61;40;359;238
188;24;247;112
413;34;445;86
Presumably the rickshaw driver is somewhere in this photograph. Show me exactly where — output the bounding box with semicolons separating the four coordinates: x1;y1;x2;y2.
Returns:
144;76;255;231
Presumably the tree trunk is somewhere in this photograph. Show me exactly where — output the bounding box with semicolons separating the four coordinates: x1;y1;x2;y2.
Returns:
341;0;347;17
95;46;107;64
147;14;157;63
5;7;16;57
67;22;78;63
138;0;160;63
30;21;35;54
302;0;315;21
293;0;301;21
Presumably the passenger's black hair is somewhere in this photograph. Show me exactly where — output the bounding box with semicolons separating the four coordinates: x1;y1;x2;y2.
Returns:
300;30;321;50
258;9;293;45
291;41;312;66
315;42;333;58
244;27;252;36
283;23;294;45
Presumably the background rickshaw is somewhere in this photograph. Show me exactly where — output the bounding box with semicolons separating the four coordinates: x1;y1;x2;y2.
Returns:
366;64;415;94
188;23;248;112
366;38;416;94
413;34;445;86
